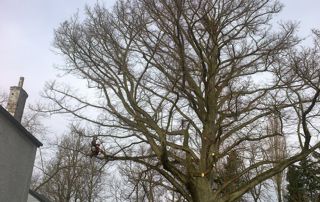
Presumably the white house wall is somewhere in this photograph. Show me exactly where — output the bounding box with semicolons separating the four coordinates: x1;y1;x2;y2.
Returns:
0;112;37;202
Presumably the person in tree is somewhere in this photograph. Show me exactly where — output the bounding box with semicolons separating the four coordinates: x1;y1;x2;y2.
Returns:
90;136;100;157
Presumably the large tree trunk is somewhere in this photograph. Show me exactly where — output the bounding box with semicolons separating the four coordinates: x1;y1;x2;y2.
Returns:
187;178;214;202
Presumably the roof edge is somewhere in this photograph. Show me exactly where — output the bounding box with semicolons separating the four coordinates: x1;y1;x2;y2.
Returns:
0;105;42;147
29;189;51;202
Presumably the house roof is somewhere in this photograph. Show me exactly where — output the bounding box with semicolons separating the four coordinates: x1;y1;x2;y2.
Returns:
29;189;51;202
0;105;42;147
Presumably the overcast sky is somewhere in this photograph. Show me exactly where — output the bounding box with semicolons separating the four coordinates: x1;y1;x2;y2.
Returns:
0;0;320;135
0;0;114;101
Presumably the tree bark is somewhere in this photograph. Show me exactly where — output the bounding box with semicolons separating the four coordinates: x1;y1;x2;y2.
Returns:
187;178;214;202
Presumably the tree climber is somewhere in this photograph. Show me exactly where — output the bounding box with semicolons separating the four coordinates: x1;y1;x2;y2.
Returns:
90;136;101;157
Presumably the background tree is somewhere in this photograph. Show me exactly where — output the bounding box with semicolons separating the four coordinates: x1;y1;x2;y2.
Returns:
0;91;8;106
40;0;320;201
286;151;320;202
219;150;244;199
110;147;187;202
267;116;287;202
32;126;107;202
245;142;273;202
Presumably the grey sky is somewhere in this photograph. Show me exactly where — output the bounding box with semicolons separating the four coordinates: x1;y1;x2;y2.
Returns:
0;0;319;134
278;0;320;37
0;0;115;103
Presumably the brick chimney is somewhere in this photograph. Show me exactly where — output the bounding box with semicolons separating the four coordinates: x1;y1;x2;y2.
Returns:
6;77;28;122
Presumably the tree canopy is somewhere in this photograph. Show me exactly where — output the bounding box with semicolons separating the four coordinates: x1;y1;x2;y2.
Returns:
41;0;320;201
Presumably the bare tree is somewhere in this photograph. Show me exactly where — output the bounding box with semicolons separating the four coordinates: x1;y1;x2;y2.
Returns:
266;116;287;202
40;0;320;201
0;91;8;106
33;127;106;202
110;146;188;202
244;142;273;202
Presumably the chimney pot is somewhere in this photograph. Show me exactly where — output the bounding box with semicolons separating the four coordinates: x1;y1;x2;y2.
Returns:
18;77;24;88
